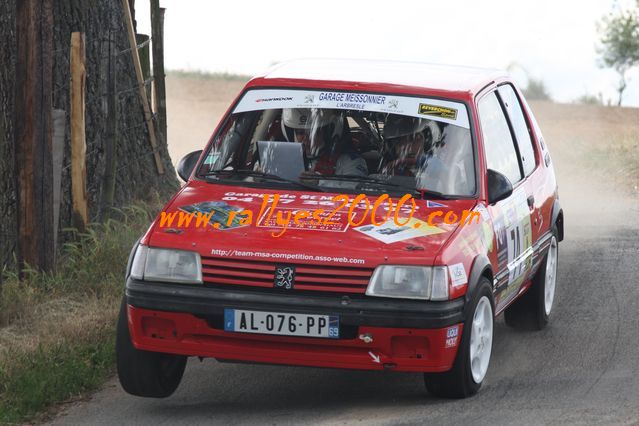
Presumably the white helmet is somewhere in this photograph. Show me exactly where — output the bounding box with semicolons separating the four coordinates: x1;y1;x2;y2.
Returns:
281;108;344;150
282;108;338;129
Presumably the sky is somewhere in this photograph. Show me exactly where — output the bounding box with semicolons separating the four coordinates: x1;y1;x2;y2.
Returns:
136;0;639;107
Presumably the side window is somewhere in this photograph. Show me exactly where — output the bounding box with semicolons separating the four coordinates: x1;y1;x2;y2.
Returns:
518;92;546;151
498;84;536;176
478;92;522;185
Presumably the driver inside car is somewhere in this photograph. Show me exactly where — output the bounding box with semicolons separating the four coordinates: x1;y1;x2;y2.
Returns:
281;108;368;181
380;116;445;177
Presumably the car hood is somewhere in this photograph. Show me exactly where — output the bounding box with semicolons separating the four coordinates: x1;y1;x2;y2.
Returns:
148;181;477;268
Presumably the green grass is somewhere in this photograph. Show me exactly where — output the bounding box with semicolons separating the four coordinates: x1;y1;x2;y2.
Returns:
0;203;159;424
167;69;251;81
0;327;114;424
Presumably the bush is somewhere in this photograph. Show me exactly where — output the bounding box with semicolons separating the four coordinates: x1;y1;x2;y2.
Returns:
523;78;552;101
574;93;606;106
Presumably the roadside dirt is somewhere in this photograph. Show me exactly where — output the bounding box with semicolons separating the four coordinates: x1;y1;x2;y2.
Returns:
166;76;246;164
529;100;639;230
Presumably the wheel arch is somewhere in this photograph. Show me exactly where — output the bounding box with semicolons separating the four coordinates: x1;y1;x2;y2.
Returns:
464;254;494;317
125;237;142;280
551;200;564;241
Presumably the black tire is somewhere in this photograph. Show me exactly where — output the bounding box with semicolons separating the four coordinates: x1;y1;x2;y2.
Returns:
424;277;494;398
504;225;559;331
116;297;187;398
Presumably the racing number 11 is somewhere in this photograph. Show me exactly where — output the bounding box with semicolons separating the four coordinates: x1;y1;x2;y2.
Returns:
508;225;524;281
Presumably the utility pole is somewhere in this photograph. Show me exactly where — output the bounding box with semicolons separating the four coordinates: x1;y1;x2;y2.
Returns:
14;0;55;273
151;0;167;144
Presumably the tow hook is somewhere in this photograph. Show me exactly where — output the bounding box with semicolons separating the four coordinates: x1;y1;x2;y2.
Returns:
359;333;374;343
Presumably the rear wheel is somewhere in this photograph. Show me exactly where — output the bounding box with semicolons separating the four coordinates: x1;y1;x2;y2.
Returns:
116;297;187;398
504;225;559;330
424;277;494;398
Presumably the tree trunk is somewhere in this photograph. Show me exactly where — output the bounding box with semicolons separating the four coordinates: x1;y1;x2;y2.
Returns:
0;1;17;275
617;68;627;107
15;0;55;273
0;0;179;273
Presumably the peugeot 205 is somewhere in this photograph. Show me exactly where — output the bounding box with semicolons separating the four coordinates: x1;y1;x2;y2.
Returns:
116;59;563;398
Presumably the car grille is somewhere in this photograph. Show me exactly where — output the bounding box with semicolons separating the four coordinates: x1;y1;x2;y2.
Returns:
200;256;374;294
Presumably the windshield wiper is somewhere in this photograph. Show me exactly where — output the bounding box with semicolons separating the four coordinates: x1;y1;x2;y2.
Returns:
315;174;428;197
318;174;400;185
318;174;452;199
414;188;450;199
203;169;326;192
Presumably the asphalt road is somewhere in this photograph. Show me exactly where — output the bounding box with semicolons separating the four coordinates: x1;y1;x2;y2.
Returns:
47;163;639;425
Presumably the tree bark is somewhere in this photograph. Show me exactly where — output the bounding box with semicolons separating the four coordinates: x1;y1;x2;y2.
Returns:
100;28;117;216
14;0;55;273
0;0;17;275
617;70;627;107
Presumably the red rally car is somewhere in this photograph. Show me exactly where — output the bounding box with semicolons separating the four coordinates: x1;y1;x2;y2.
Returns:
116;59;563;399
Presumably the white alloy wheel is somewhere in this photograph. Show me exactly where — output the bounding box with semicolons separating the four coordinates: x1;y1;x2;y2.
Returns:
469;296;493;384
544;236;558;316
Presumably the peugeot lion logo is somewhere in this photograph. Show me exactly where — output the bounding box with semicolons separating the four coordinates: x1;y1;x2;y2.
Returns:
274;265;295;290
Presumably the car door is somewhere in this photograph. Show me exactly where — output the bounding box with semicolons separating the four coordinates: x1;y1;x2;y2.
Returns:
477;90;534;312
496;83;544;242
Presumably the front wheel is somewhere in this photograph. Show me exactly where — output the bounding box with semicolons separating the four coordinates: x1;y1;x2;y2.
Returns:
116;297;187;398
424;277;494;398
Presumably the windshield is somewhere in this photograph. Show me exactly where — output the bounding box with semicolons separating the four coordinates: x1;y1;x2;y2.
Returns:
196;89;476;197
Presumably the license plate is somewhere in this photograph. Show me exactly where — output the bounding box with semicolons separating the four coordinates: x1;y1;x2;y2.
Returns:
224;309;339;339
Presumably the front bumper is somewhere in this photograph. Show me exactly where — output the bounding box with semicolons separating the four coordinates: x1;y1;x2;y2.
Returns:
126;278;466;372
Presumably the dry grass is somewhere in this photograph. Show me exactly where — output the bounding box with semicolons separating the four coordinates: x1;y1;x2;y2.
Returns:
0;203;159;424
0;296;119;362
530;100;639;189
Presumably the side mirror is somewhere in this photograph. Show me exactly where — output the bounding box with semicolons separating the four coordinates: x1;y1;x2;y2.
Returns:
487;169;513;204
176;150;203;181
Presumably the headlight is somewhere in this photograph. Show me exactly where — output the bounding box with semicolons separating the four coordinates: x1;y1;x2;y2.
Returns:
129;245;202;284
366;265;449;301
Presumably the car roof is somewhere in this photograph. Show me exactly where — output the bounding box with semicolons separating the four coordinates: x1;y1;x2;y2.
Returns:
248;58;509;99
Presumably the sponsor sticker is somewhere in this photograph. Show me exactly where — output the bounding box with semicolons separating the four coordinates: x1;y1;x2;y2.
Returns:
256;97;293;103
426;200;448;208
178;201;248;230
233;89;470;128
446;326;459;338
354;218;445;244
449;262;468;287
418;103;458;119
445;325;459;348
257;206;351;232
